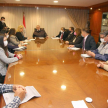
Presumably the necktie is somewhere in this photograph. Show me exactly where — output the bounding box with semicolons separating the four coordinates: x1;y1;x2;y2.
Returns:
61;33;63;39
83;38;85;50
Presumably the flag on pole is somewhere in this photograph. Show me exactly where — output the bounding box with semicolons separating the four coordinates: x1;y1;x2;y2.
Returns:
23;12;26;37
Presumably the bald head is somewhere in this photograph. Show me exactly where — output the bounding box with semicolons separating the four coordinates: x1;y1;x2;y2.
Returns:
36;25;40;30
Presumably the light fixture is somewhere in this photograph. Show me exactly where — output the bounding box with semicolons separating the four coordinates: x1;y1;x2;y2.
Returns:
90;7;92;10
98;8;101;10
20;72;25;76
37;7;39;10
53;70;57;74
63;60;64;63
53;1;58;3
16;0;20;1
61;85;66;90
65;8;66;9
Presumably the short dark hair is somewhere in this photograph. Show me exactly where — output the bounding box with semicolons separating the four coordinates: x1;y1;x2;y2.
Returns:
70;27;74;31
61;27;65;31
82;28;90;34
1;17;5;20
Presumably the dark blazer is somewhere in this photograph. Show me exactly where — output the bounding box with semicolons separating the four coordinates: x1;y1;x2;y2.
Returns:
69;36;83;45
75;35;96;50
65;32;74;41
0;21;6;31
16;32;27;41
33;28;48;38
56;31;68;40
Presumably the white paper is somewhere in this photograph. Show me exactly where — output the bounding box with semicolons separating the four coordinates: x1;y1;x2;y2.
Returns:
3;86;41;105
30;39;35;41
13;46;26;51
71;100;88;108
22;43;28;45
39;37;45;39
81;54;91;58
51;37;60;39
67;47;80;50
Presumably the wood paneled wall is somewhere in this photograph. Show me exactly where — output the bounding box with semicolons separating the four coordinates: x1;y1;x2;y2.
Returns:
89;4;108;43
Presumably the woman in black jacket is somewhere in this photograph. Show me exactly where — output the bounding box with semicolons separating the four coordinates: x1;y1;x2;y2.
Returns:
16;25;27;41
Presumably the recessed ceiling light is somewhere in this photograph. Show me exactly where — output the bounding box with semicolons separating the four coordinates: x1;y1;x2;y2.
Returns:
54;1;58;3
90;7;92;10
98;8;101;10
65;8;66;9
16;0;20;1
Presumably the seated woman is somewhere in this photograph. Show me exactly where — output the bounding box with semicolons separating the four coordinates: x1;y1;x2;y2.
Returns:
86;31;108;61
97;61;108;71
0;36;23;83
16;25;27;41
8;28;21;53
65;28;83;45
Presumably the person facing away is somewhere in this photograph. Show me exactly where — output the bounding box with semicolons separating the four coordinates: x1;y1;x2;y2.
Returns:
56;27;68;40
33;25;48;38
0;36;23;83
86;31;108;61
66;28;83;45
0;17;6;31
65;27;74;41
16;25;27;41
69;28;96;50
0;84;26;108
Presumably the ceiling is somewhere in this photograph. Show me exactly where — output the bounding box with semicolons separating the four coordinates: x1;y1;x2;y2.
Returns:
0;0;108;7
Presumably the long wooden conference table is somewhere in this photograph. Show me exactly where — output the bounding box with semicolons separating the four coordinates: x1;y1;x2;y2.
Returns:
0;38;108;108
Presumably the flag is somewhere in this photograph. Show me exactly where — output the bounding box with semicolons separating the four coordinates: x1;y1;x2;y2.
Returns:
23;12;26;37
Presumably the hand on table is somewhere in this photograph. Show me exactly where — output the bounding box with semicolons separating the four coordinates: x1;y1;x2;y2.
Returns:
97;62;104;68
18;44;22;47
86;51;95;58
65;41;69;44
14;87;26;101
69;45;74;48
17;54;23;60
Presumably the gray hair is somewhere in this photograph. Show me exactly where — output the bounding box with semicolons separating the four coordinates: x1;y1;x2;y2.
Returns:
99;31;108;37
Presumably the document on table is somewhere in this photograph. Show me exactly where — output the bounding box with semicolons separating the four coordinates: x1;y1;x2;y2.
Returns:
81;54;91;58
51;37;60;39
39;37;45;39
71;100;88;108
3;86;41;105
67;47;80;50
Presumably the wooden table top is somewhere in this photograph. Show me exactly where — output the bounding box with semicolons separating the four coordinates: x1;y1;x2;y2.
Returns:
1;38;108;108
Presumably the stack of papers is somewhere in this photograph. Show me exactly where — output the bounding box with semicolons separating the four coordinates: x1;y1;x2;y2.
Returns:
29;39;35;41
3;86;41;105
13;46;27;51
51;37;60;39
71;100;88;108
22;43;28;45
81;54;91;58
67;47;80;51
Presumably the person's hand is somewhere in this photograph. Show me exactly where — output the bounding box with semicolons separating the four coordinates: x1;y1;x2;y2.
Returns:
65;41;69;44
46;36;49;39
97;62;104;68
17;54;23;60
27;37;30;40
14;88;26;101
86;51;95;58
69;45;74;48
18;44;21;47
13;85;26;92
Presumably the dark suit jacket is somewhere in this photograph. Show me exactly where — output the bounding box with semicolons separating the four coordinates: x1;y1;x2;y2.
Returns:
65;32;74;41
69;36;83;45
16;32;27;41
33;28;48;38
56;31;68;40
0;21;6;31
75;35;96;50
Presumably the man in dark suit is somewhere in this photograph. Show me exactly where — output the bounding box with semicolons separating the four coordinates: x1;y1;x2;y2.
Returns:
0;17;6;31
65;27;74;41
56;27;68;40
33;25;48;38
69;28;96;50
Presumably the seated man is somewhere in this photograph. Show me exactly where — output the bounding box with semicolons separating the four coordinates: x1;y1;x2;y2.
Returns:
86;31;108;61
0;84;26;108
69;28;96;50
33;25;48;38
65;27;74;41
56;27;68;40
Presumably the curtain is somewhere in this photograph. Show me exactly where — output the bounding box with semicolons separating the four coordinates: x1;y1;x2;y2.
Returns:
0;7;88;37
66;9;89;29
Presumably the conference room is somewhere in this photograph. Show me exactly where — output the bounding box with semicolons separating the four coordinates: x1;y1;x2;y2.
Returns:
0;0;108;108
